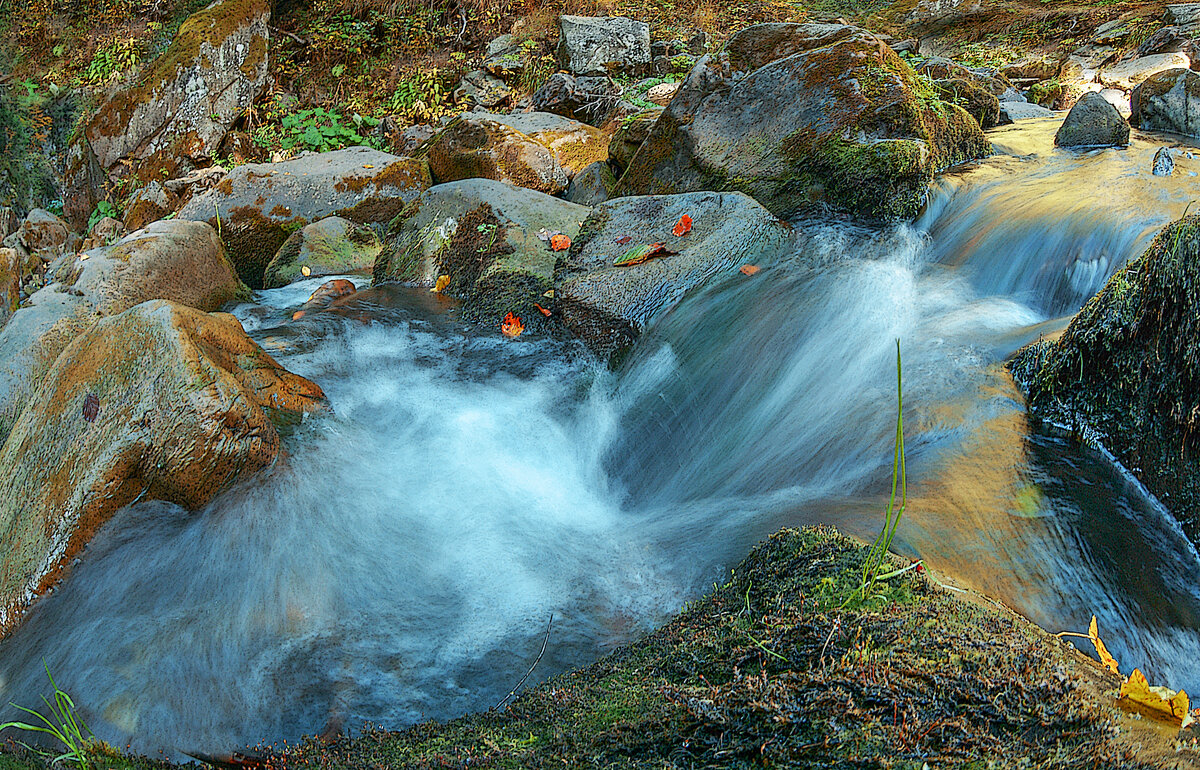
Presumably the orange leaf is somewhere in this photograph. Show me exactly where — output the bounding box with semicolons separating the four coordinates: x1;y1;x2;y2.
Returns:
432;274;451;293
301;265;312;277
501;312;525;338
1118;668;1193;728
1088;616;1119;675
551;234;572;251
534;303;552;317
740;264;760;276
291;310;307;321
672;214;693;237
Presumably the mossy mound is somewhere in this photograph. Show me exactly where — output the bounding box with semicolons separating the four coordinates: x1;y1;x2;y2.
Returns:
1012;215;1200;546
612;24;991;221
278;526;1144;769
263;216;381;288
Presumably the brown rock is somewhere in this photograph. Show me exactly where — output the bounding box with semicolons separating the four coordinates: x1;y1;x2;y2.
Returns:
0;299;328;636
424;116;569;195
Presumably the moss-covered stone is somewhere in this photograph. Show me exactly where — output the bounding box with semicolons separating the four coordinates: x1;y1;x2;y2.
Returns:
1011;215;1200;547
423;115;570;195
263;216;381;288
277;526;1148;769
612;24;991;221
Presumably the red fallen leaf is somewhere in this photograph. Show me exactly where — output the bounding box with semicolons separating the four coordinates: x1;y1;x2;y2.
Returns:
534;303;552;317
614;242;678;267
672;214;693;237
550;234;571;251
501;312;525;337
614;235;633;245
82;393;99;423
739;264;761;276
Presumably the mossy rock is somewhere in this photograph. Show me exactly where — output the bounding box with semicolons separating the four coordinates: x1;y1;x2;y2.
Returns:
176;147;430;288
932;77;1001;129
607;108;662;175
263;216;382;288
612;24;991;221
375;178;588;326
463;111;611;178
1011;214;1200;547
1131;67;1200;137
0;300;327;637
422;116;569;195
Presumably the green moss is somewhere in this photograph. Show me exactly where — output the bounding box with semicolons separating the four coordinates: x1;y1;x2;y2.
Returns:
1012;214;1200;545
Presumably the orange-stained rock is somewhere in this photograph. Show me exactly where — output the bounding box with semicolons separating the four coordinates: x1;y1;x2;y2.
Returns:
0;299;328;636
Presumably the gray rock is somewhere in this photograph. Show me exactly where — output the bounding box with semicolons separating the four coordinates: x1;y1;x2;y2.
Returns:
16;209;70;255
454;70;513;110
565;161;616;207
687;31;710;55
1137;26;1197;58
81;0;269;175
555;191;792;357
123;180;176;231
1153;146;1176;175
1165;3;1200;34
999;100;1056;121
375;178;589;324
177;147;430;287
1054;92;1130;147
1131;67;1200;136
1001;55;1061;81
1100;52;1191;90
483;35;525;80
264;216;381;288
1099;88;1132;117
613;24;990;221
531;73;620;125
1092;19;1130;44
608;109;662;175
557;15;651;76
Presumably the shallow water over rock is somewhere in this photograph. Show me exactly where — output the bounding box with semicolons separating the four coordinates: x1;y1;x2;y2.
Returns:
2;118;1199;758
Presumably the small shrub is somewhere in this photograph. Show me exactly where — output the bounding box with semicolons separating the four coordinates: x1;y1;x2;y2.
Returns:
279;107;379;152
86;200;118;232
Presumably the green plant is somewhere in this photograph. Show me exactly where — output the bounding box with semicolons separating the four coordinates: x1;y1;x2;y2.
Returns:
86;200;118;232
0;663;94;769
79;37;140;86
850;340;908;605
279;107;379;152
387;70;447;120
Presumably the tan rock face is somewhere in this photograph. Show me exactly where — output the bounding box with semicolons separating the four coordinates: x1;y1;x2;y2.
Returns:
0;248;20;327
424;116;570;195
84;0;271;172
0;300;328;636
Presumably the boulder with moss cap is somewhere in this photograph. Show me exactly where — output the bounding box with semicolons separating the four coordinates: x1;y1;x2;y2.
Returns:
0;299;328;636
264;217;382;288
612;24;991;221
423;115;570;196
375;178;588;325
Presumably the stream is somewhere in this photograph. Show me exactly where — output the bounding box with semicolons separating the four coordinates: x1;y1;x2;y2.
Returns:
2;117;1199;758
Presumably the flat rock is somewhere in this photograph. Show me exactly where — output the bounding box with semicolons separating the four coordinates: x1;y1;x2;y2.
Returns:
1099;52;1191;90
177;146;430;287
556;191;792;357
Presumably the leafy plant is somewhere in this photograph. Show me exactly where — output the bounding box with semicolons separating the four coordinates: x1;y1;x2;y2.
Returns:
86;200;118;232
387;70;447;120
0;664;94;769
279;107;379;152
79;37;140;86
850;340;908;605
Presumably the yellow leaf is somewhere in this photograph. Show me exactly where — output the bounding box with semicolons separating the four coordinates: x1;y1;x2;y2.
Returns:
1118;668;1194;728
301;265;311;277
432;274;451;293
363;164;375;168
1088;616;1119;675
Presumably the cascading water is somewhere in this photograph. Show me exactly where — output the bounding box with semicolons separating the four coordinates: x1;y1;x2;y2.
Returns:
2;116;1200;758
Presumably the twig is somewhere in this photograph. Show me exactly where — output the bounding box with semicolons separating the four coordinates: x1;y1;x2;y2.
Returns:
495;613;554;710
269;25;308;45
819;617;841;670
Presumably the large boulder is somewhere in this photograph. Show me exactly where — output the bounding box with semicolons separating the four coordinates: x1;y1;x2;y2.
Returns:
1165;3;1200;35
69;0;269;228
1131;67;1200;136
565;161;616;207
375;179;589;324
0;300;327;635
263;216;381;289
1010;216;1200;547
932;78;1001;129
1054;92;1130;147
555;192;793;357
557;16;651;76
464;112;610;179
1099;52;1191;90
176;147;430;288
15;209;70;256
612;24;991;221
423;115;569;196
0;220;247;442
